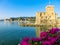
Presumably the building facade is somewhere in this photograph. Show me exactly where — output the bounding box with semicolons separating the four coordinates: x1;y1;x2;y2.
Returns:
35;5;58;27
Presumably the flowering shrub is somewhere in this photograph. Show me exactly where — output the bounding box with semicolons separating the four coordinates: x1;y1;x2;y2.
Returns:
20;28;60;45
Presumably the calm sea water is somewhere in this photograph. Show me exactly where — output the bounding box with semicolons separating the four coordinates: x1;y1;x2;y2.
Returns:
0;21;36;45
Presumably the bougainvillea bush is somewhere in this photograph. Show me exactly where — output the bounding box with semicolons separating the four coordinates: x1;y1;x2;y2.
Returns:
20;28;60;45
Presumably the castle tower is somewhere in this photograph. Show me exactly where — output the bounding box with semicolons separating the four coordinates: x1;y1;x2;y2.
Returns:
46;5;54;13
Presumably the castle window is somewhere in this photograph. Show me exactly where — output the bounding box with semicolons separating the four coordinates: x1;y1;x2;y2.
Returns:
40;13;42;16
52;13;53;15
44;12;45;15
41;16;43;18
41;20;43;23
46;16;47;19
50;20;51;22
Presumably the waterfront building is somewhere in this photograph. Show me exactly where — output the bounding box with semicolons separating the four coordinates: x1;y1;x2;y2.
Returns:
35;5;58;27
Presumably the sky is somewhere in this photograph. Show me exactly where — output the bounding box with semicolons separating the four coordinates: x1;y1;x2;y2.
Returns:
0;0;60;19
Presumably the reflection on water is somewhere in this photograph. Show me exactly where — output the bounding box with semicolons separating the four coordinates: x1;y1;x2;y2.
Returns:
0;21;57;45
35;27;41;37
35;25;58;38
36;27;47;37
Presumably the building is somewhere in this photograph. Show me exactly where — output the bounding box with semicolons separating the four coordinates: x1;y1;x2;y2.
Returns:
35;5;58;27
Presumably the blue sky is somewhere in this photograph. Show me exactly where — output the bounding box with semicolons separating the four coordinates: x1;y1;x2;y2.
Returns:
0;0;60;19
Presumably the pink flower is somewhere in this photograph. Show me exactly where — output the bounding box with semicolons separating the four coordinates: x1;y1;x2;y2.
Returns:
50;38;56;44
22;37;29;42
48;36;53;40
39;37;43;41
43;41;51;45
32;38;40;42
21;41;31;45
20;37;30;45
58;30;60;34
49;28;60;34
40;32;47;38
56;35;60;40
48;36;56;44
58;30;60;32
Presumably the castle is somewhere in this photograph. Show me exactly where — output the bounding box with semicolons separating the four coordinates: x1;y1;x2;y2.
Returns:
35;5;60;27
